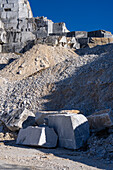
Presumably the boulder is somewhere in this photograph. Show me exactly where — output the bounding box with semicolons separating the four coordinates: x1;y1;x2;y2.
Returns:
35;110;81;126
0;109;35;131
87;109;113;132
48;114;89;150
16;126;58;148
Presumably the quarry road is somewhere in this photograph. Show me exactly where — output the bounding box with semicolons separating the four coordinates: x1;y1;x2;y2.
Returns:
0;141;113;170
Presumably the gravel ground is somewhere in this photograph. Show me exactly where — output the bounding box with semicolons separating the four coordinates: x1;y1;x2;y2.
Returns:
0;140;113;170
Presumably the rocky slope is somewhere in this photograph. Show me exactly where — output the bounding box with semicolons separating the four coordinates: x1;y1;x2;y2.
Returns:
0;44;113;116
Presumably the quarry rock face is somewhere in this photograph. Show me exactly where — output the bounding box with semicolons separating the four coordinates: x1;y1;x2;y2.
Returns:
48;114;90;149
16;126;58;148
0;0;70;53
88;37;113;48
88;30;113;38
0;108;35;131
0;0;112;53
0;0;33;30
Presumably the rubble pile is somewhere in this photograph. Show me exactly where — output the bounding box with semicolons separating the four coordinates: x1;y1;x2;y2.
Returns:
0;44;113;115
87;132;113;163
0;44;77;81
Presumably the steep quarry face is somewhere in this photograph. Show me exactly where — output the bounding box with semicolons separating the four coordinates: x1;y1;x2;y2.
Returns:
0;0;33;29
0;19;7;44
18;0;33;19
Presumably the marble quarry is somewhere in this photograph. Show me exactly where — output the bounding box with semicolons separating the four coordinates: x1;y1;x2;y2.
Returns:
0;0;113;53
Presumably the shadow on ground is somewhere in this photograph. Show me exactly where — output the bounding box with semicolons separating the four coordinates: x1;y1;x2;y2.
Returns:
1;140;113;170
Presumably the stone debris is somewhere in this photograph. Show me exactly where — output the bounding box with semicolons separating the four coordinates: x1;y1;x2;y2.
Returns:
37;36;80;49
0;120;17;141
87;132;113;162
0;53;20;70
0;132;15;141
1;108;91;150
0;44;77;81
16;126;58;148
48;114;90;150
0;77;8;94
87;109;113;132
1;44;113;115
0;108;35;131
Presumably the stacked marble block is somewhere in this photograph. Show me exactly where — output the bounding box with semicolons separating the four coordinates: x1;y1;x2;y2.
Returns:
0;0;35;52
0;0;33;29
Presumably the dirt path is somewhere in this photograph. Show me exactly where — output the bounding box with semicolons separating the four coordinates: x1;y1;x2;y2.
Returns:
0;141;113;170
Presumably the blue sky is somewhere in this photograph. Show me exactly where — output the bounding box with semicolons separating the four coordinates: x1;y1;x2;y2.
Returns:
29;0;113;33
